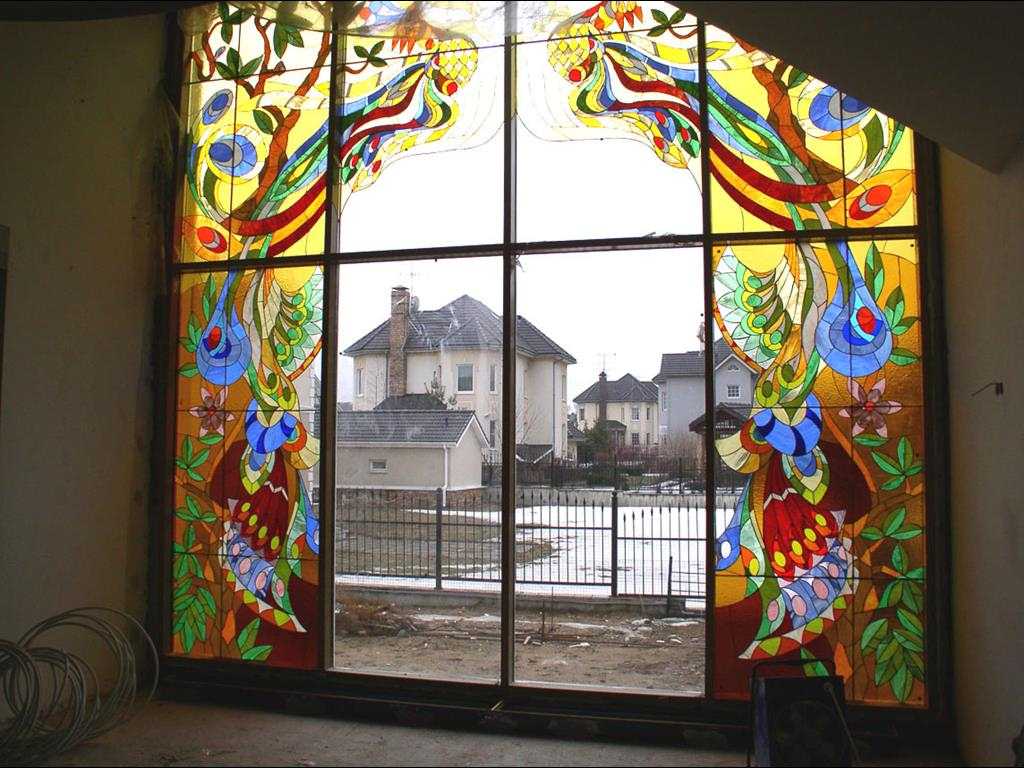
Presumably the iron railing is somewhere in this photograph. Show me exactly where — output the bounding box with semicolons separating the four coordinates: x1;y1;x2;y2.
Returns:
335;487;739;600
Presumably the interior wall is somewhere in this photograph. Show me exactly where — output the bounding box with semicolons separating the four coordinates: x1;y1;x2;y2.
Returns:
941;144;1024;765
0;15;165;639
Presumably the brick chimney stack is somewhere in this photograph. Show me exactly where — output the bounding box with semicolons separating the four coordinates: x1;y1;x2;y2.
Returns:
388;286;410;397
598;370;608;424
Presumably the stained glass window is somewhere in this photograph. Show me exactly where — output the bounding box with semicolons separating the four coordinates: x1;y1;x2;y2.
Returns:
172;265;323;667
168;1;935;708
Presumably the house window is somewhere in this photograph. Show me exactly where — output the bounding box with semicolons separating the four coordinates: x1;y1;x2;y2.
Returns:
489;418;496;448
631;433;640;446
646;406;651;420
631;405;640;420
167;0;933;707
620;406;625;420
489;364;497;393
645;433;650;446
562;373;567;402
578;407;585;422
456;363;473;393
369;459;388;474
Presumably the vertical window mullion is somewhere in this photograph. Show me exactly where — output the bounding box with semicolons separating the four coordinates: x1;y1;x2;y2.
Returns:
318;8;343;673
697;19;717;701
500;3;518;692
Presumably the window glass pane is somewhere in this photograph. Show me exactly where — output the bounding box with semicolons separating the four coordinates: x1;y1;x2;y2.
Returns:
334;10;504;252
334;256;503;682
705;26;915;234
176;7;332;262
172;265;323;667
516;5;702;242
457;363;474;392
514;248;705;694
711;239;927;706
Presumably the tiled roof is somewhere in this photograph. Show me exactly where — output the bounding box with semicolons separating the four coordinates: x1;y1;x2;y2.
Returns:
654;339;739;381
688;402;754;432
567;421;586;441
343;295;576;364
574;373;658;404
337;410;479;445
373;393;447;411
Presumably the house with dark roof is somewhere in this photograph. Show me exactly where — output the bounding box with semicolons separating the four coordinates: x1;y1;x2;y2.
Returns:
335;408;489;493
344;287;576;458
573;372;660;448
653;338;758;445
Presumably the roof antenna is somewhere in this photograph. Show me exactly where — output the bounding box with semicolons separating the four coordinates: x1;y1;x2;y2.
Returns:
597;352;617;374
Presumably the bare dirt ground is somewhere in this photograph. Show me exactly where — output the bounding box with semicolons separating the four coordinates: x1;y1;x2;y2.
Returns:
333;605;705;693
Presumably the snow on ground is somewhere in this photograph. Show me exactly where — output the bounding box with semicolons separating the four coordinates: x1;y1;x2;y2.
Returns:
337;499;737;605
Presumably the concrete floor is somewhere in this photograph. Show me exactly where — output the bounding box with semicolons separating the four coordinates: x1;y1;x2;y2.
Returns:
44;700;961;767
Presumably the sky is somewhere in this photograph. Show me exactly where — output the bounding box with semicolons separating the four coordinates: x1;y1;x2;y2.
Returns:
326;35;708;404
330;122;707;403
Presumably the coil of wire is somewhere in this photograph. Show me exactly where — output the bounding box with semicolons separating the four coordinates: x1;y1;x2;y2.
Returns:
0;607;158;765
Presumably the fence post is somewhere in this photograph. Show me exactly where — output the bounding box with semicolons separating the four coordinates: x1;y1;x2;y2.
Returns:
678;457;683;495
610;490;619;597
435;487;443;590
666;554;674;617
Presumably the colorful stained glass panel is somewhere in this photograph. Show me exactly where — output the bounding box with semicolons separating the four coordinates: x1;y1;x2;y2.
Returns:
171;266;323;667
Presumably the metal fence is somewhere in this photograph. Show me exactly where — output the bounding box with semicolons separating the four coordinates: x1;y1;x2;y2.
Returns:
336;487;738;600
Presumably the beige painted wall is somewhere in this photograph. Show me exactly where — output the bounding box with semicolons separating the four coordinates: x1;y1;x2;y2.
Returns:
0;16;164;639
941;145;1024;766
338;445;444;489
578;399;660;445
349;348;569;455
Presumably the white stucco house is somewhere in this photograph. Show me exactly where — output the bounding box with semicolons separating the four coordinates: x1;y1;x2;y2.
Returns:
344;287;576;460
573;372;660;448
335;402;488;493
653;338;759;446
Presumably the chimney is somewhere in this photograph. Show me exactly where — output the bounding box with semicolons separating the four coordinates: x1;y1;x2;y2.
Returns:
388;286;410;397
598;371;608;424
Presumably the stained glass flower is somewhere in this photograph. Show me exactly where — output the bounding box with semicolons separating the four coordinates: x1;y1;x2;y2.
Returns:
188;387;233;437
841;378;902;437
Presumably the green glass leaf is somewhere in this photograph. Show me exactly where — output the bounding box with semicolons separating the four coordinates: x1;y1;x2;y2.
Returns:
906;566;926;580
199;433;223;446
237;618;261;653
182;623;196;653
239;56;261;77
178;363;199;378
906;650;926;681
854;434;888;447
897;437;912;469
215;61;234;80
881;476;905;492
891;665;911;702
182;436;194;462
880;580;903;608
226;47;240;72
651;7;669;24
370;40;384;56
647;26;667;37
187;468;205;482
184;523;195;549
241;644;273;662
369;56;387;67
860;526;883;541
217;2;231;22
896;607;924;637
889;348;919;366
273;24;289;57
892;526;923;541
893;627;924;653
220;22;233;44
190;447;211;468
197;587;217;618
884;506;907;536
860;617;889;652
253;109;275;135
904;462;925;477
871;450;902;476
173;593;195;612
354;45;369;58
892;543;907;574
